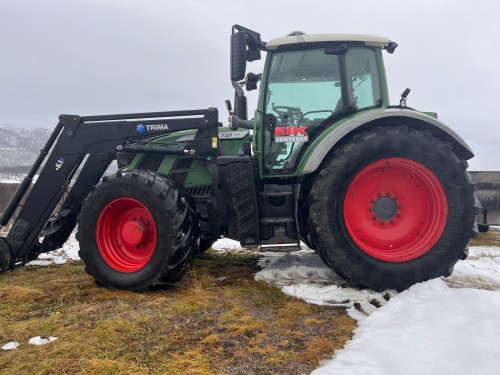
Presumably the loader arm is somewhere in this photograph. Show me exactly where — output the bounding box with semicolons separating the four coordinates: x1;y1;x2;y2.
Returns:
0;108;219;270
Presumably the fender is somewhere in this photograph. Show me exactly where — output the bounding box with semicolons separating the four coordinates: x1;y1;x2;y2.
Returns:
300;108;474;175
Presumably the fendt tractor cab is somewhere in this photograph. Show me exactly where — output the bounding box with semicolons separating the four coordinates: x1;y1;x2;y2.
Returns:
0;25;478;292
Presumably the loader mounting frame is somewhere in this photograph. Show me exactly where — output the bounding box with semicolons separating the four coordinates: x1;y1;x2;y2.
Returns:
0;108;220;271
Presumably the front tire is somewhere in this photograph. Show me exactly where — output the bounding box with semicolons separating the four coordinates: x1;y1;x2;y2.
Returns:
308;126;477;291
198;238;215;253
77;170;199;291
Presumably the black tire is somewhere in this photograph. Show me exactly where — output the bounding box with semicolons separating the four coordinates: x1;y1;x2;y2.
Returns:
198;238;215;253
77;170;200;291
478;223;490;233
307;126;477;291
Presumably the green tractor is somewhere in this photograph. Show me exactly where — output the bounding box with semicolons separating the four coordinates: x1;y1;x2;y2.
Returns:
0;25;478;292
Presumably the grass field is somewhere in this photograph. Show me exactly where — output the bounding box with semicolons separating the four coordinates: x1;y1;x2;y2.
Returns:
1;228;497;374
0;252;356;374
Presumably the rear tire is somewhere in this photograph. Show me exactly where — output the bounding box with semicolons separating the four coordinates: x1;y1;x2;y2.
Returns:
307;126;476;291
77;170;199;291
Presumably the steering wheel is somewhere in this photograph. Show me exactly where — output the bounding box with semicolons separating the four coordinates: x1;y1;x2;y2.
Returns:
272;105;303;125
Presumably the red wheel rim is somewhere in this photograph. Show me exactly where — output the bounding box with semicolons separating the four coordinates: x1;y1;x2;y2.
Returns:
96;198;156;272
344;158;447;262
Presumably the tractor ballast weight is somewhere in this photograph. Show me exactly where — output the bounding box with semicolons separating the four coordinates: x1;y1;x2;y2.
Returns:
0;25;479;292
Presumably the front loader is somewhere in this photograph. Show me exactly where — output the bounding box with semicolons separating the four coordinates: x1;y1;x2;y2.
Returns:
0;25;479;291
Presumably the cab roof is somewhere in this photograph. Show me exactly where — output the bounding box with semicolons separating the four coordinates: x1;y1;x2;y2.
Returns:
266;33;391;50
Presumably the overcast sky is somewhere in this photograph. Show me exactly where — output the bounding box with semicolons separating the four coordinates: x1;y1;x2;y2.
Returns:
0;0;498;170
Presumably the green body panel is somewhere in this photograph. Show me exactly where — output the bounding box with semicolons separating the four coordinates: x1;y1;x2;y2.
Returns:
121;127;251;187
295;108;380;175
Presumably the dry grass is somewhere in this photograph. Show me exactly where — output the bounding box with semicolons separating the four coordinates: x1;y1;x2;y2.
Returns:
471;227;500;247
0;252;356;374
2;227;497;374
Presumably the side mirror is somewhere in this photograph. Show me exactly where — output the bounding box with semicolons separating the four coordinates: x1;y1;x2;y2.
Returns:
246;40;261;62
245;72;262;91
231;31;247;81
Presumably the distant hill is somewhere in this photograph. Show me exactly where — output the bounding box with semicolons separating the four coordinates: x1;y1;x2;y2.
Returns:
0;126;117;184
0;127;51;169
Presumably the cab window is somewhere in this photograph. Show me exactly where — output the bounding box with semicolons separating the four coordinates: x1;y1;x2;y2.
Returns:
263;46;381;173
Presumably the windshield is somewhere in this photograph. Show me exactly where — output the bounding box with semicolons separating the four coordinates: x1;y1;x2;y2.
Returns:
263;46;381;173
267;48;341;118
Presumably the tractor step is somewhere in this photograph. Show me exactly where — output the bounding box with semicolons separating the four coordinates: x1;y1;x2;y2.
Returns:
260;191;293;197
260;244;301;252
259;184;300;245
260;217;294;224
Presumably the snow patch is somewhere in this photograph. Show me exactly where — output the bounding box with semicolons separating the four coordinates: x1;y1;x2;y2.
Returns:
27;232;80;266
0;174;25;183
2;342;20;350
255;250;396;322
445;246;500;290
312;279;500;375
255;251;342;286
2;336;58;350
255;247;500;374
211;237;249;253
28;336;58;346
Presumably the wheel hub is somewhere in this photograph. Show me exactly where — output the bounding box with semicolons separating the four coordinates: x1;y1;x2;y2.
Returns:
373;196;398;221
121;220;148;247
